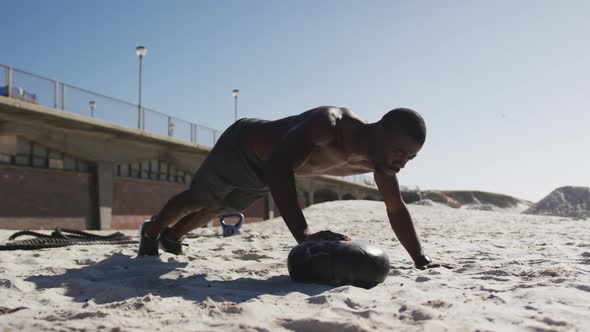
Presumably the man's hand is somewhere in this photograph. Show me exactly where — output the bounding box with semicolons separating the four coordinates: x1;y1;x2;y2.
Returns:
414;254;454;270
303;230;351;242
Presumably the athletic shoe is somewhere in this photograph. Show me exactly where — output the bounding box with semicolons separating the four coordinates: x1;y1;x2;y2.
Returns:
159;227;184;255
138;219;159;256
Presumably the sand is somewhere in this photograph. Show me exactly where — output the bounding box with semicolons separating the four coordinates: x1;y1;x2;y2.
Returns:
1;200;589;331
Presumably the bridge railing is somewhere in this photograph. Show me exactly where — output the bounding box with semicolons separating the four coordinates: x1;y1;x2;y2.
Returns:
342;174;376;187
1;64;377;188
1;64;220;147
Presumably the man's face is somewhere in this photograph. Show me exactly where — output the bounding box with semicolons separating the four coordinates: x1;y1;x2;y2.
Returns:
371;126;423;176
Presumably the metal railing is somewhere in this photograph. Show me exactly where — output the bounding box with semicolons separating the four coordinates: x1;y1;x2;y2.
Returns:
1;63;376;188
1;64;221;147
343;174;376;187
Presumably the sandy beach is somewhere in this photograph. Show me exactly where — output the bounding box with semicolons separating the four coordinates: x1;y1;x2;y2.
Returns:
1;200;589;331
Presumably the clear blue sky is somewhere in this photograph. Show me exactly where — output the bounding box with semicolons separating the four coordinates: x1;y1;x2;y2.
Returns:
1;1;589;202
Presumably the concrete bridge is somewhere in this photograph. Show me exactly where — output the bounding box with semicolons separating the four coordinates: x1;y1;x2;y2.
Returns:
0;95;380;230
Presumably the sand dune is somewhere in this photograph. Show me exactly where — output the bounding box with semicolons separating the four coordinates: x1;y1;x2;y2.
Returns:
1;200;589;331
525;186;590;219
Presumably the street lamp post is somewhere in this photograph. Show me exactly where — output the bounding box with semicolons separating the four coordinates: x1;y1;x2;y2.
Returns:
232;89;240;122
136;46;147;129
89;100;96;118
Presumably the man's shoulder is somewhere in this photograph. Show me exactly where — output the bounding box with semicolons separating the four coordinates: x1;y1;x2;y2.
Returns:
273;106;362;139
309;105;353;115
307;106;359;124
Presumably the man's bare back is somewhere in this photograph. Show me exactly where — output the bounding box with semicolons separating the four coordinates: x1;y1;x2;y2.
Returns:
247;107;374;177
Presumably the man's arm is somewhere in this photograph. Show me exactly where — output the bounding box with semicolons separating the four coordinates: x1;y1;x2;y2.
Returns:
263;111;335;243
374;171;430;266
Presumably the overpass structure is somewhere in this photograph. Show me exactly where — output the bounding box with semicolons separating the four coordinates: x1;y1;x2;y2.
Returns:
0;65;380;230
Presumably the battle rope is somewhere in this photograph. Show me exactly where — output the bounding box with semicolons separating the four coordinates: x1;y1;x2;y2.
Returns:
0;228;137;251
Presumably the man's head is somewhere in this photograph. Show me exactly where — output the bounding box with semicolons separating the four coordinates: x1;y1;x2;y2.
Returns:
380;108;426;145
370;108;426;176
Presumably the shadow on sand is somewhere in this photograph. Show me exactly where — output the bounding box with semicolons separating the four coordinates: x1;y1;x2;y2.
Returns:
25;253;331;305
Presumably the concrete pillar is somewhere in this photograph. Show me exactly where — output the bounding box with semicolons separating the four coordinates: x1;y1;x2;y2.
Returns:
267;192;275;219
96;161;113;230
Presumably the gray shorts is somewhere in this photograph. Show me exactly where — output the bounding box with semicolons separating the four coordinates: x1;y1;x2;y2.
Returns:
189;118;269;211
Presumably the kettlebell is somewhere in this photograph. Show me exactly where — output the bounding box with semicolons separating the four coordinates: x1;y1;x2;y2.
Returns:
220;212;244;237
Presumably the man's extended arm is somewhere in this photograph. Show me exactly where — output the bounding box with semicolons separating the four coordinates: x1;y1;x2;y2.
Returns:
385;203;427;263
263;112;334;243
265;158;309;243
374;172;430;267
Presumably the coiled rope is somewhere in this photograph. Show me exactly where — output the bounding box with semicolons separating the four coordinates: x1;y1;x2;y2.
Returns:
0;228;137;251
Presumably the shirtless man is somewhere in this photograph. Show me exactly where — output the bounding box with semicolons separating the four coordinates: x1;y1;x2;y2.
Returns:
138;106;435;269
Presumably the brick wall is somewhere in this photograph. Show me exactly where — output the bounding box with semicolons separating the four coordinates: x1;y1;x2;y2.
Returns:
112;177;188;229
0;165;271;231
0;165;94;229
244;197;267;223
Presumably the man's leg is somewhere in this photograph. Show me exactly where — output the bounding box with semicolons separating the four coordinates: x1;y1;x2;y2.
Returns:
139;189;204;256
144;189;202;238
157;207;223;255
166;207;223;241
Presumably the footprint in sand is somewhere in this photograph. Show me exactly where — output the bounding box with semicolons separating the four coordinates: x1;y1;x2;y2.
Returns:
307;295;330;305
231;249;272;261
453;267;470;274
452;261;482;273
43;310;108;321
306;296;375;319
423;300;452;309
415;276;431;282
398;304;437;321
350;309;378;319
521;267;577;279
469;270;511;282
388;268;403;276
0;306;28;315
573;284;590;292
458;259;477;264
472;276;511;282
480;269;510;278
469;269;512;282
74;258;97;265
398;304;436;321
186;255;202;262
532;316;569;328
0;279;21;291
221;304;243;314
410;309;435;321
484;294;507;304
549;277;569;284
344;298;363;310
